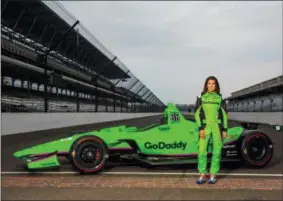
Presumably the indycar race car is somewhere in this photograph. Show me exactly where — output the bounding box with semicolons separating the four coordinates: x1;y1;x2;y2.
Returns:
14;103;275;174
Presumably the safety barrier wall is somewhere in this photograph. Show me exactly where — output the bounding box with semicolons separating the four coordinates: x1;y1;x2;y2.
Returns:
227;112;282;126
184;112;282;126
2;112;282;136
1;112;161;136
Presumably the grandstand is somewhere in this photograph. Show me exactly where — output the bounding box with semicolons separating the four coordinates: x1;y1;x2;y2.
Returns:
1;0;165;112
176;104;195;113
226;75;283;112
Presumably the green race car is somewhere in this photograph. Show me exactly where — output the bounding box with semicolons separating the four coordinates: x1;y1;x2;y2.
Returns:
14;103;275;174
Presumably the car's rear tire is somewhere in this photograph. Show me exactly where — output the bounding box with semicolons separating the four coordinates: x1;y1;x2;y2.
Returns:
69;135;108;174
240;132;273;168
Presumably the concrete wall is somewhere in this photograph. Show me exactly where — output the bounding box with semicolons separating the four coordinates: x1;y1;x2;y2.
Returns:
183;112;282;126
2;111;282;136
1;112;161;136
228;112;283;126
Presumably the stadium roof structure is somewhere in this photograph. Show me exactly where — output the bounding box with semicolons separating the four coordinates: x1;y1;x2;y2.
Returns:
1;0;164;107
226;75;283;100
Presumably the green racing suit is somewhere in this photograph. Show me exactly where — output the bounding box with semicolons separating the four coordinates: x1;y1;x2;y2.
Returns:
194;91;228;175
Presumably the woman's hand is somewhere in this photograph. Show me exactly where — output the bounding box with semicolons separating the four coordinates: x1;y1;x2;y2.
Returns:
200;130;205;139
222;131;227;139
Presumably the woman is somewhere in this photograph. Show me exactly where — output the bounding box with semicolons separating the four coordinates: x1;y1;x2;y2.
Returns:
194;76;228;184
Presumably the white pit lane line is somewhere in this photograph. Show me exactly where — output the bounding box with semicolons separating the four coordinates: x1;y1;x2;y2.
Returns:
1;171;283;177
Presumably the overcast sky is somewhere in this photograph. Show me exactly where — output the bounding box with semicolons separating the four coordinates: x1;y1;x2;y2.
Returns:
60;1;282;104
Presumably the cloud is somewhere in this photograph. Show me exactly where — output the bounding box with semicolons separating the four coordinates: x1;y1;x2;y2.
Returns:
60;1;282;104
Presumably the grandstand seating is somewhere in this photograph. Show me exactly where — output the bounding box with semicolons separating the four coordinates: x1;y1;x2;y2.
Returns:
227;93;283;112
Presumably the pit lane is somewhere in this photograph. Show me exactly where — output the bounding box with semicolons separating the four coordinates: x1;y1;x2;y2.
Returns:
2;115;282;177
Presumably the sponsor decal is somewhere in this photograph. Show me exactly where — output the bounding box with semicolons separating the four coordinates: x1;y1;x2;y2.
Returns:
144;141;187;150
159;127;169;131
202;101;219;105
223;144;236;149
41;162;57;166
226;150;238;156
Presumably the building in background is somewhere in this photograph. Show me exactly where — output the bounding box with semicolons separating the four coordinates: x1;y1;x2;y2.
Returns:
1;0;165;113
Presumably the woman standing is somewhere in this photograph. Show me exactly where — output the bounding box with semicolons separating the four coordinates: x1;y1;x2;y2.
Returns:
194;76;228;184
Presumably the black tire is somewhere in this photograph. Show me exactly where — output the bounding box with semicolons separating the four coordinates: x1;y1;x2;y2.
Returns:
69;135;108;174
240;132;273;168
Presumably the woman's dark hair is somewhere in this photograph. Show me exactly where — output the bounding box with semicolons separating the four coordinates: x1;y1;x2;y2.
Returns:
201;76;220;95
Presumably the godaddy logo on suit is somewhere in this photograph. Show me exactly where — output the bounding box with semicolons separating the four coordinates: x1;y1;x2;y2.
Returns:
202;101;219;105
144;141;187;150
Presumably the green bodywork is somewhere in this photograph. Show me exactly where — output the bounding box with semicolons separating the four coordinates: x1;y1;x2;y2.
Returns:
13;102;244;169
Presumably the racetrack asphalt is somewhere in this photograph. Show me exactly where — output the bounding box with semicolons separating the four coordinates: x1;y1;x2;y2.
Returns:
1;114;283;200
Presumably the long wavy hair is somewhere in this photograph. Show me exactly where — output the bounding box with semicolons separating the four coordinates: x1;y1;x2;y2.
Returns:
201;76;221;95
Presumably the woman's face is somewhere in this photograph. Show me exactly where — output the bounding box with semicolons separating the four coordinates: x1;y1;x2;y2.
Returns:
207;79;216;92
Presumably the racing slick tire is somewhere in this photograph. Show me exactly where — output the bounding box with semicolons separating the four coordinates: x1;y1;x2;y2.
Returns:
240;132;273;168
69;135;108;174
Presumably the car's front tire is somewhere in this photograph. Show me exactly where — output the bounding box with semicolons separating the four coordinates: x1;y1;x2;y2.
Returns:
69;135;108;174
240;132;273;168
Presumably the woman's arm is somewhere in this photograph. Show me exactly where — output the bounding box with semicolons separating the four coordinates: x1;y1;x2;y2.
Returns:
220;98;228;132
194;95;205;131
